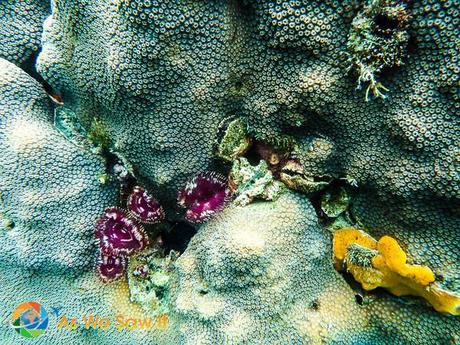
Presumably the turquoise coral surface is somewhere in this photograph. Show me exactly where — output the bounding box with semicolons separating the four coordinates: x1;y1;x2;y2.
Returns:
0;0;459;344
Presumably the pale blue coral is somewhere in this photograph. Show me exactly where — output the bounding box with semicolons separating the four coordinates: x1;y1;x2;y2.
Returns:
0;59;118;272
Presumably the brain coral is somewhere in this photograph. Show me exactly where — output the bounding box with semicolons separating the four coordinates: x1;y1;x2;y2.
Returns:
0;0;459;344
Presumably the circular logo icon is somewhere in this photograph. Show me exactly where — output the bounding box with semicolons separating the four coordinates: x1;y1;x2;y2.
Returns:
11;301;49;338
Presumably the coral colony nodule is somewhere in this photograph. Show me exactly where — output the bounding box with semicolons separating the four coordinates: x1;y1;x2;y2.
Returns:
0;0;459;344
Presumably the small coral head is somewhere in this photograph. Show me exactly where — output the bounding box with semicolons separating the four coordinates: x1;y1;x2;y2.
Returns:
177;172;231;223
95;207;149;256
97;254;127;283
127;186;165;224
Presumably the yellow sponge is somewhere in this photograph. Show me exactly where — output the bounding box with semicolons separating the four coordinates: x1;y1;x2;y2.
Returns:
333;228;460;315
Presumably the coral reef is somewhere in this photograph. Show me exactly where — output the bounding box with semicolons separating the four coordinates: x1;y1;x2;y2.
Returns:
0;58;156;343
171;192;459;344
0;0;459;344
37;0;235;214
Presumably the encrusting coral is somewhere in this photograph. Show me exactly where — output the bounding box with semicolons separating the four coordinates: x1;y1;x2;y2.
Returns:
0;0;459;344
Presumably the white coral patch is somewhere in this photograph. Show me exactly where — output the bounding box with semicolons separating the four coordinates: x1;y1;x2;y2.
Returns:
175;286;195;312
7;119;47;152
221;310;253;341
195;294;226;318
228;218;266;256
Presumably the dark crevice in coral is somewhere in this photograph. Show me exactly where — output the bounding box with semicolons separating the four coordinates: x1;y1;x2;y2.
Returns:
311;193;330;226
161;221;197;254
99;149;138;205
406;35;418;54
20;49;44;84
243;140;292;178
309;299;320;311
243;141;263;166
232;0;255;18
340;271;376;307
379;65;402;80
41;79;54;96
355;293;364;306
374;14;400;34
20;50;65;107
198;288;208;296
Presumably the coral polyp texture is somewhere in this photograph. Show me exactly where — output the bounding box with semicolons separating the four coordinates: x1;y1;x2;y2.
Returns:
0;0;50;73
0;0;459;344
